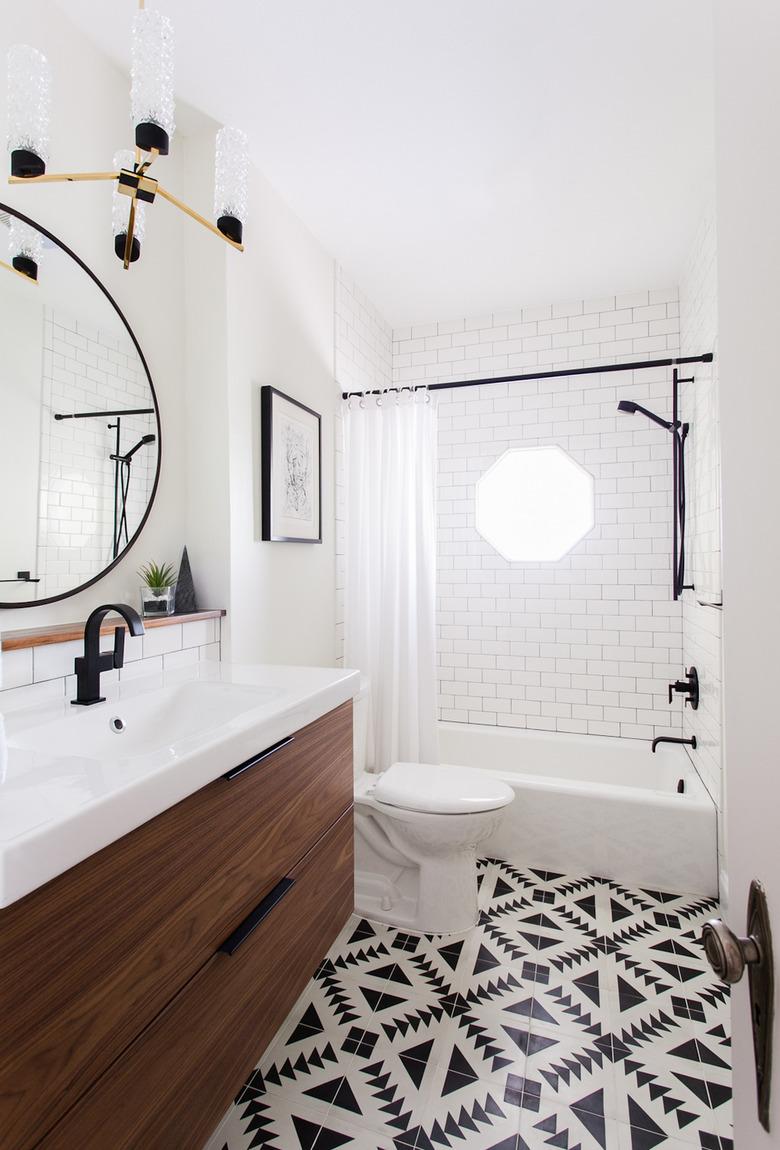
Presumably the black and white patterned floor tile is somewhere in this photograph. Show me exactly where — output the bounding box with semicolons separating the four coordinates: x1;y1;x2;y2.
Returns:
216;861;732;1150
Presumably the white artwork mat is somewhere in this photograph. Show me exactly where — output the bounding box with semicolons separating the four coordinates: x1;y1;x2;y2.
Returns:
268;392;320;540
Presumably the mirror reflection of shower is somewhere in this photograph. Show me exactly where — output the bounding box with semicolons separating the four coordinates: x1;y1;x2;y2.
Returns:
108;419;157;559
46;404;156;566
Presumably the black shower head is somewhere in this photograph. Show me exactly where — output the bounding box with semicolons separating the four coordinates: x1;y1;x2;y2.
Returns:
113;433;156;463
617;399;678;431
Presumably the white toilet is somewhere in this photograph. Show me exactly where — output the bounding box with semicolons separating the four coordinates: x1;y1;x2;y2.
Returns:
353;683;514;935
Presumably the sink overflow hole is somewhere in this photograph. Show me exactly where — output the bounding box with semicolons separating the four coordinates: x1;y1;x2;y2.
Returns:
110;716;126;734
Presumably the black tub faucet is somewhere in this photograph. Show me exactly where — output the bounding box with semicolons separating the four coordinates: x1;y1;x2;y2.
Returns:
71;604;145;706
651;734;697;754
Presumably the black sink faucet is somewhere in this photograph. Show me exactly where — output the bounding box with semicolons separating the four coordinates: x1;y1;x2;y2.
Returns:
71;604;145;706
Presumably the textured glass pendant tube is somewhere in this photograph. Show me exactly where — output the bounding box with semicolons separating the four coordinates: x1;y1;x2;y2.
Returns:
9;219;43;281
111;150;146;263
7;45;51;178
131;9;175;155
214;127;249;244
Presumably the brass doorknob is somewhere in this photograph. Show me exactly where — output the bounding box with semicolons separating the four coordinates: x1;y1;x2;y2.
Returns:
702;918;761;984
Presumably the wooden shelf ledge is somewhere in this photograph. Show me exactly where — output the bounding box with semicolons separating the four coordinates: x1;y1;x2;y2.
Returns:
1;610;226;653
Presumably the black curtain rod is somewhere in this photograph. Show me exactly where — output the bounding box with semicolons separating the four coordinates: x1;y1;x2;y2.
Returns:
53;407;154;421
341;353;713;400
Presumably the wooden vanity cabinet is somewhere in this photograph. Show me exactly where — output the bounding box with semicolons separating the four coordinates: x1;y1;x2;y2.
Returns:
0;700;354;1150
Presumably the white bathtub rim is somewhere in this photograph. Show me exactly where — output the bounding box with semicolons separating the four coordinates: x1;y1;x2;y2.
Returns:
470;764;711;810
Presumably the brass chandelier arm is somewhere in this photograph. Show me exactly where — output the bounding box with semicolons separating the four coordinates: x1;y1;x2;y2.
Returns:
7;149;157;189
123;199;138;270
0;258;38;283
156;183;245;251
8;170;120;185
136;148;159;175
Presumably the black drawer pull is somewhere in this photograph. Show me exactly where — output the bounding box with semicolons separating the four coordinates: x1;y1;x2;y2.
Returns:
218;877;296;955
223;735;295;780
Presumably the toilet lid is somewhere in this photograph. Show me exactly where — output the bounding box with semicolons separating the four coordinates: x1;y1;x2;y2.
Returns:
372;762;514;814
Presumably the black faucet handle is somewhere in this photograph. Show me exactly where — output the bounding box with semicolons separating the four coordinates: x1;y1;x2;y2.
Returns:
112;625;126;669
668;666;699;710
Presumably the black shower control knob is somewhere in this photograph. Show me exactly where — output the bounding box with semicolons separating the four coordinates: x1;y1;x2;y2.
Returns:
667;666;699;710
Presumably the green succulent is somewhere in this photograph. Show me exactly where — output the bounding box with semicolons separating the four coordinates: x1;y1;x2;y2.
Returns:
138;560;177;590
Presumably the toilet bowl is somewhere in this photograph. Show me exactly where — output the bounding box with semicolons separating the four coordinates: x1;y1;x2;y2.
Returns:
355;763;514;934
352;680;514;934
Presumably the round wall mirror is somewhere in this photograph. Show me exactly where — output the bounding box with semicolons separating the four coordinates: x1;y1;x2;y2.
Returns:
0;203;161;607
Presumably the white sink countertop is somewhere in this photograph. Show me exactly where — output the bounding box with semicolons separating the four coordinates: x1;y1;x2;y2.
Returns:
0;662;360;908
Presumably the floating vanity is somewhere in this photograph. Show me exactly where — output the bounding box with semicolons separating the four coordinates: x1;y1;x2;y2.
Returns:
0;662;358;1150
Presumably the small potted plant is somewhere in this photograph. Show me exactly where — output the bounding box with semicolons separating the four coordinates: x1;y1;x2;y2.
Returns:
138;560;178;617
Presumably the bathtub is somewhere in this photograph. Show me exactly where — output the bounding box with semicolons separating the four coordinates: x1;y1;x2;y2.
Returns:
438;722;718;898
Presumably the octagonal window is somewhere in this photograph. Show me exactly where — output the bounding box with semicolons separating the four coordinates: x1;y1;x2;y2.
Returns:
475;446;594;562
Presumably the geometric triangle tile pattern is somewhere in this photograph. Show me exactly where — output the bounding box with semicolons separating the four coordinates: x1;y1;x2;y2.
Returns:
212;860;732;1149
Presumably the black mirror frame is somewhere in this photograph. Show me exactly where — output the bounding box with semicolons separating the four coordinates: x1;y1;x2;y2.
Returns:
0;201;162;609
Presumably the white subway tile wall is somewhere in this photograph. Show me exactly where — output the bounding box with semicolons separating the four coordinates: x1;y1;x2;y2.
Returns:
0;618;222;711
335;277;695;741
678;206;723;869
411;293;685;740
37;308;156;600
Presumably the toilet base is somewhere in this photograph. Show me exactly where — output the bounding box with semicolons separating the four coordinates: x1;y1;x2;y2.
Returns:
354;822;482;935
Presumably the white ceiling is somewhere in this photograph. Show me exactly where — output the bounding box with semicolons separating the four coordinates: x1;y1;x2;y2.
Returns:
54;0;714;327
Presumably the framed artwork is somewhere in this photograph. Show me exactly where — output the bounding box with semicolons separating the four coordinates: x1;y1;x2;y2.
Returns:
261;386;322;543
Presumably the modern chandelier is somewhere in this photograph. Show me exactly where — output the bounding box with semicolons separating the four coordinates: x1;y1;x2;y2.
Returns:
5;0;248;281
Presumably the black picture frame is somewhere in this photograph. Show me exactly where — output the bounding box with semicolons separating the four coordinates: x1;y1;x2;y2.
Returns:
261;385;322;543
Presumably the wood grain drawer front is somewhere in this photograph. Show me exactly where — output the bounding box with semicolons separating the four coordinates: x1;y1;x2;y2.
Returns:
0;700;353;1150
40;808;355;1150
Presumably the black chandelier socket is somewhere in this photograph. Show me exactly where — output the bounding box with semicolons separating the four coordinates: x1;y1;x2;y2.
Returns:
135;121;170;156
10;149;46;179
114;234;141;264
217;214;243;244
12;255;38;281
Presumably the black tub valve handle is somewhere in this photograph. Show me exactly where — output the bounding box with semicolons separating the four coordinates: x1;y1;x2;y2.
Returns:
668;666;699;710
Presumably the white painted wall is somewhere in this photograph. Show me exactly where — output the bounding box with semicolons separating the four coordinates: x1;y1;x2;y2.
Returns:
714;0;780;1139
180;127;232;618
0;0;187;629
223;169;338;666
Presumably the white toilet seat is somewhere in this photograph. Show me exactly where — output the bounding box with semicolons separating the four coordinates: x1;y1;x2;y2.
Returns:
370;761;514;815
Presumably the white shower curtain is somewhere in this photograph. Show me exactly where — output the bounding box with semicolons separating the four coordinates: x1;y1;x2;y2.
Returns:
344;391;439;772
